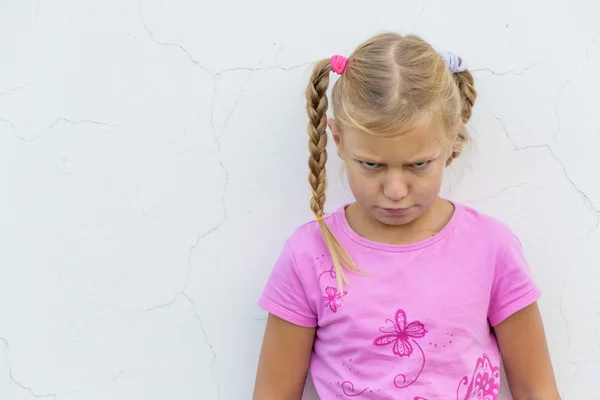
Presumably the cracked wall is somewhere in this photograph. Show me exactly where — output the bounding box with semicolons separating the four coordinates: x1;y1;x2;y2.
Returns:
1;0;599;399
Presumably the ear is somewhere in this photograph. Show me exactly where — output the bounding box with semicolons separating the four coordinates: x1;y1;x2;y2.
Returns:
444;145;456;167
328;118;343;157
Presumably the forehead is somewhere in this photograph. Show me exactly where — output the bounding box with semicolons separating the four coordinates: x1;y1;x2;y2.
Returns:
341;122;445;163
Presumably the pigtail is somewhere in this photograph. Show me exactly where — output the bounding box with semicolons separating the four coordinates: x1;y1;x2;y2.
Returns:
447;62;477;164
452;64;477;124
305;59;362;293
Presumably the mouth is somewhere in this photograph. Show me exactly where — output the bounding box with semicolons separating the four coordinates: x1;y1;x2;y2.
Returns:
381;207;411;215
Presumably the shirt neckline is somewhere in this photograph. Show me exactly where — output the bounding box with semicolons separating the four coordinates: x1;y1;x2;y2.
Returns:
334;199;463;252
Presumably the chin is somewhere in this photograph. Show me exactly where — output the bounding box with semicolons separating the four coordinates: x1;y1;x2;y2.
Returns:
378;213;417;226
372;207;419;226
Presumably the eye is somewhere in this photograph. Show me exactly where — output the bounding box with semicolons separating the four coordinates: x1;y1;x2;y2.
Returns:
360;161;381;170
411;161;430;169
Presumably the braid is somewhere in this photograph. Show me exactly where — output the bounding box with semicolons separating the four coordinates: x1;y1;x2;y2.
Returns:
304;59;362;293
306;59;331;218
447;64;477;164
453;66;477;124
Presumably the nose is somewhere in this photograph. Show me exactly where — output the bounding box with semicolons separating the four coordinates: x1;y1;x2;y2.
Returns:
382;172;408;201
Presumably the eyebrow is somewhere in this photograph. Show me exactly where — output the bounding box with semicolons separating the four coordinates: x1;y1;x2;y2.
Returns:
350;152;441;164
350;153;383;163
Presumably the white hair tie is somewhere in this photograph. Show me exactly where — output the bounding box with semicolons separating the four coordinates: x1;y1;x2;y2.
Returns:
439;50;468;73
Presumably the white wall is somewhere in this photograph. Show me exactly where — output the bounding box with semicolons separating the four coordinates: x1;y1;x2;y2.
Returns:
1;0;599;399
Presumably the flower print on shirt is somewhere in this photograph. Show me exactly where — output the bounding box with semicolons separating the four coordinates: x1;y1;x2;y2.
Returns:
456;354;500;400
323;286;346;313
374;308;427;357
374;308;428;389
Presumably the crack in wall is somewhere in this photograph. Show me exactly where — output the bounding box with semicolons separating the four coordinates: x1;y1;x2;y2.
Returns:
112;370;124;383
411;2;427;31
117;78;231;315
0;85;27;96
220;71;254;136
585;35;599;63
519;143;600;237
552;76;576;141
471;64;535;76
553;46;600;141
203;63;310;246
139;1;309;78
133;296;181;313
35;0;41;22
134;211;223;313
125;205;222;313
183;294;221;400
560;283;572;349
1;337;57;399
493;113;600;238
19;118;115;142
107;278;220;395
467;183;531;204
140;0;311;77
112;234;222;391
201;79;229;241
138;0;212;77
215;63;311;76
0;117;18;134
491;111;518;149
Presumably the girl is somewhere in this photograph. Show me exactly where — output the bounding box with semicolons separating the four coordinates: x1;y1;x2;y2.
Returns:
254;33;560;400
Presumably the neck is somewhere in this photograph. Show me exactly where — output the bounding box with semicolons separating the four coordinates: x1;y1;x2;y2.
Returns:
346;197;452;245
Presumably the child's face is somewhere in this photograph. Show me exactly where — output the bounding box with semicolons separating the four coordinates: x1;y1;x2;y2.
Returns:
330;118;450;227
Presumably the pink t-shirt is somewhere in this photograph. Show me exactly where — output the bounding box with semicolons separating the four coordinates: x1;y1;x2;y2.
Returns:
258;202;541;399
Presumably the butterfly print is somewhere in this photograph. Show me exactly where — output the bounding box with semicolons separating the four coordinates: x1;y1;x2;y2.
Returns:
456;354;500;400
374;308;427;357
373;308;428;389
323;286;346;313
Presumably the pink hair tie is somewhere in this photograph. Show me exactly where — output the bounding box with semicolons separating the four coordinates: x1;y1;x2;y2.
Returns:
331;55;348;75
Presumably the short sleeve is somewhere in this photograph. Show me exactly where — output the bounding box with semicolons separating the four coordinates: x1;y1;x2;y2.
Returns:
488;232;541;326
258;240;317;328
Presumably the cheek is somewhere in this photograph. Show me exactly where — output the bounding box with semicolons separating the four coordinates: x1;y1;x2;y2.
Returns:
346;166;378;194
413;169;444;196
345;166;363;188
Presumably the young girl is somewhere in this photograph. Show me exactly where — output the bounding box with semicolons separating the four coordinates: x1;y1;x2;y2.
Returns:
253;33;560;400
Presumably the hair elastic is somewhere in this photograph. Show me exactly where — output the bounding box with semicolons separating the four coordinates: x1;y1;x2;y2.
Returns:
331;55;348;75
438;50;468;73
316;215;324;222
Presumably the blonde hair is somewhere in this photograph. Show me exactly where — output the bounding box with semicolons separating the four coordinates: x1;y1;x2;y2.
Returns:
305;33;477;292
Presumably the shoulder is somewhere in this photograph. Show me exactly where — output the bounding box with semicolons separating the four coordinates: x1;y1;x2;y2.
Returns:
285;212;335;260
452;202;523;262
453;204;536;296
265;213;335;300
455;202;517;242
